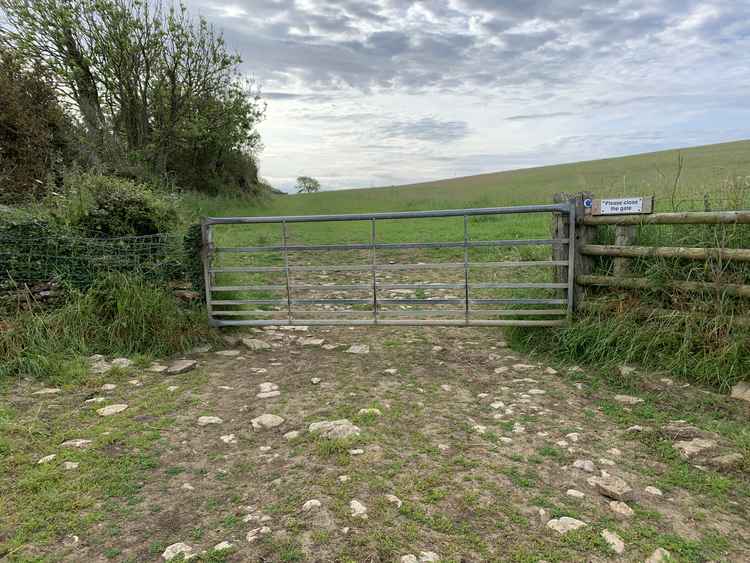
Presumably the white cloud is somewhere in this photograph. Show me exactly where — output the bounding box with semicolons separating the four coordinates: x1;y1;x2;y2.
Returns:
186;0;750;191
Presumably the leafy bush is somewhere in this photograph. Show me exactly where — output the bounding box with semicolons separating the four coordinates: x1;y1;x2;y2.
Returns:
68;174;177;237
0;272;215;382
183;223;205;297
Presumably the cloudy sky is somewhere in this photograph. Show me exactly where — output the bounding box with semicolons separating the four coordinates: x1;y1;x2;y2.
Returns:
188;0;750;191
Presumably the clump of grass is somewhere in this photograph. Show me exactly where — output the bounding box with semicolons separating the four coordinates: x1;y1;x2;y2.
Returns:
0;272;215;383
510;310;750;390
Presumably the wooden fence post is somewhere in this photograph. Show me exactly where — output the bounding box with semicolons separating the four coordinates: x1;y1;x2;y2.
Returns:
613;225;637;275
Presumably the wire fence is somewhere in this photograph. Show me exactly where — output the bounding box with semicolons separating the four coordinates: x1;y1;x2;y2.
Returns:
0;231;188;290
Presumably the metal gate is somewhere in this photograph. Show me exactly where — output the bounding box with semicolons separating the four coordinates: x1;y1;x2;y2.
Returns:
201;203;575;327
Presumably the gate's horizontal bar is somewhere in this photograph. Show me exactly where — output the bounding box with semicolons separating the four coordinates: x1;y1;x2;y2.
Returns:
215;239;568;253
205;204;570;225
211;318;567;327
208;260;568;274
470;298;568;305
211;284;372;292
210;308;568;318
377;308;568;317
379;283;464;290
471;282;568;289
211;299;286;305
211;298;373;306
212;310;285;316
211;285;286;292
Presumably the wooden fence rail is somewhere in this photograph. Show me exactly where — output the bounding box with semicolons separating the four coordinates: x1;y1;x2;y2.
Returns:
582;210;750;226
581;244;750;262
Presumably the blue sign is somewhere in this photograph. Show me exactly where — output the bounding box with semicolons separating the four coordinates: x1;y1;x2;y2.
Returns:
583;198;593;208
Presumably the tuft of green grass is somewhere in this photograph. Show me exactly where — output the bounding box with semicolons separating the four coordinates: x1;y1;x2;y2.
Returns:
0;272;215;383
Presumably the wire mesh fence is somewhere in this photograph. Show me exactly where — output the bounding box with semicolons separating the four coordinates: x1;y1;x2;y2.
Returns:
0;231;188;290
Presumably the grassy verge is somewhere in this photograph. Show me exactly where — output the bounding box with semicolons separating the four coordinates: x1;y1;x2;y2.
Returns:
510;310;750;390
1;272;215;384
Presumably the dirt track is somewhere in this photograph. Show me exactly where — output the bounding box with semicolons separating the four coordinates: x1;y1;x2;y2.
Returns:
7;326;750;562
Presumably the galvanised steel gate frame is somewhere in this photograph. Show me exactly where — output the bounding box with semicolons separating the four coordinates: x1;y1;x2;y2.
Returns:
201;203;576;327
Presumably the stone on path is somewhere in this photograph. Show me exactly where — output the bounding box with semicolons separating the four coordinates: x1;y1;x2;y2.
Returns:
37;454;56;464
544;367;558;375
661;421;714;440
148;364;168;373
216;350;241;357
284;430;301;441
101;384;117;391
349;448;364;455
472;424;487;434
546;517;586;534
97;404;128;417
401;556;418;563
730;381;750;402
61;439;92;449
85;397;105;404
220;434;237;444
646;548;672;563
311;378;321;384
587;475;633;501
308;419;361;439
302;499;322;511
167;359;197;375
383;368;398;375
573;459;596;473
350;499;368;519
213;541;232;551
162;542;193;561
33;388;61;396
709;453;744;469
673;438;717;459
346;344;370;354
257;382;280;398
609;501;634;517
601;529;625;554
645;486;663;496
242;338;271;351
566;489;585;499
385;494;403;508
299;337;324;346
419;553;439;562
197;416;223;426
614;394;644;405
62;461;79;470
252;413;285;430
358;408;382;416
246;527;271;543
111;358;133;369
191;345;212;354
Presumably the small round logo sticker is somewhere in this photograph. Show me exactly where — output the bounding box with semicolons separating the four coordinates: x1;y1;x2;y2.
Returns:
583;198;593;208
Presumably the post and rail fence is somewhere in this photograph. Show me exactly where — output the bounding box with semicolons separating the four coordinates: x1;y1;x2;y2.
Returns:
553;192;750;318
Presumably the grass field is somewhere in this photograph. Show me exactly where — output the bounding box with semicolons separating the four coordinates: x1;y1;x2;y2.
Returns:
181;139;750;390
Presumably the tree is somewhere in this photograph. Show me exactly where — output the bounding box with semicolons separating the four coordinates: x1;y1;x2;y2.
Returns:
296;176;321;194
0;44;70;203
0;0;266;193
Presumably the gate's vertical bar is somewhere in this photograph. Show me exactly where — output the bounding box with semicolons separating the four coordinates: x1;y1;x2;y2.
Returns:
463;214;470;325
200;218;215;325
282;220;293;324
371;218;378;324
566;201;577;323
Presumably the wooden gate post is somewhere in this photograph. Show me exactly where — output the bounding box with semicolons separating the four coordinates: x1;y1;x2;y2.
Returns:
553;192;597;310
